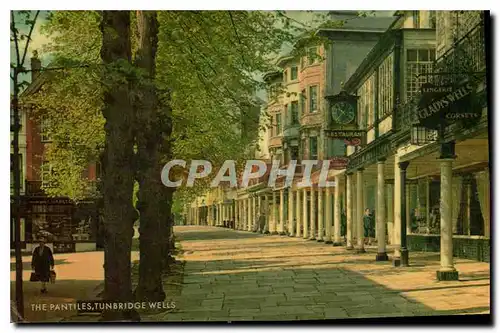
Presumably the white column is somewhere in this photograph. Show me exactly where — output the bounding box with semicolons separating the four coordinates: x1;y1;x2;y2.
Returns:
252;196;257;231
257;195;263;232
241;200;245;230
263;194;269;233
247;198;252;231
437;158;459;280
376;159;388;261
231;203;235;228
356;169;365;252
386;183;394;244
317;188;324;241
296;189;302;238
303;188;309;239
271;191;278;234
279;189;285;234
346;173;354;249
325;187;332;243
333;175;341;245
310;188;316;240
288;189;295;236
393;155;402;258
235;201;239;229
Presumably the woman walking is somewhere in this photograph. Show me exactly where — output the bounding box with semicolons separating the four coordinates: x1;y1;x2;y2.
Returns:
31;238;54;294
363;208;375;245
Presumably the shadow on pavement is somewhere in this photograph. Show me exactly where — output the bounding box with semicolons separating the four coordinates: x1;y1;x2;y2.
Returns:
10;258;70;272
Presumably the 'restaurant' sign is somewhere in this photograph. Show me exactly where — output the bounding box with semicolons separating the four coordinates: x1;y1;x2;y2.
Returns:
325;130;365;146
416;81;481;129
329;157;349;170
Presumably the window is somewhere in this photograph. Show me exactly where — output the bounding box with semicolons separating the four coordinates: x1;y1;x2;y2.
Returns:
290;66;298;80
309;86;318;113
40;116;52;142
300;90;306;115
291;101;299;125
307;47;319;65
309;136;318;160
276;113;282;135
406;49;435;99
41;161;52;189
283;69;287;83
358;73;375;128
269;115;274;137
378;53;394;118
327;139;346;158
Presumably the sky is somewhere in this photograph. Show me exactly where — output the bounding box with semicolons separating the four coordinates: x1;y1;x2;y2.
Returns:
10;11;50;90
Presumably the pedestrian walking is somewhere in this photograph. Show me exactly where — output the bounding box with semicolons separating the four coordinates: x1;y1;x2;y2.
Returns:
341;209;347;242
363;208;375;245
31;238;55;294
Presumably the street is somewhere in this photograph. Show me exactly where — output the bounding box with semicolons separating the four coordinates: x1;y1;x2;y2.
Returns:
11;226;489;322
146;226;490;321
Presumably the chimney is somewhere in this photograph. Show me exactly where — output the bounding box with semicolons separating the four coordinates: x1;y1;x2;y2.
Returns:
30;50;41;82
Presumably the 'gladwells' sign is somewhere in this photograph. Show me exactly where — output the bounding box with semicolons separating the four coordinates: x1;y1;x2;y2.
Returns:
416;81;481;130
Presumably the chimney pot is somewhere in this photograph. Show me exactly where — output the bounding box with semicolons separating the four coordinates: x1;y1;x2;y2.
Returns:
30;50;41;82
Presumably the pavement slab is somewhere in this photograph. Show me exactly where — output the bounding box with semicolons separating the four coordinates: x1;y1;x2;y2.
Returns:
143;226;490;322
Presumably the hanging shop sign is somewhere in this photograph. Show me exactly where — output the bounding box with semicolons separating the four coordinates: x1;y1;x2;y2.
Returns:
325;130;365;146
329;156;349;170
416;81;481;130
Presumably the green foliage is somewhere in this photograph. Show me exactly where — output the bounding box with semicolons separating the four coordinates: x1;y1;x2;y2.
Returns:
25;10;356;204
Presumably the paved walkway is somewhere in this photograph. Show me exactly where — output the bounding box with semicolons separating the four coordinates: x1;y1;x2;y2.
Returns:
10;250;139;322
149;226;490;322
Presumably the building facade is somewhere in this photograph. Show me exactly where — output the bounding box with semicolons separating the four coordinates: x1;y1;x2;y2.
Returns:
184;11;490;281
13;54;101;253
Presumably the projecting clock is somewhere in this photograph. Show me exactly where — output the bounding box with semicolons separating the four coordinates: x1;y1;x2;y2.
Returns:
331;101;355;125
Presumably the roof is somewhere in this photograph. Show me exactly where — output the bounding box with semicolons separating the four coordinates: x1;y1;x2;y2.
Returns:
262;70;282;82
276;55;295;68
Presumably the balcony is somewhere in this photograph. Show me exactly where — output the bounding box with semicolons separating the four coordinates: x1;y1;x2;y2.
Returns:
429;20;486;87
394;20;486;137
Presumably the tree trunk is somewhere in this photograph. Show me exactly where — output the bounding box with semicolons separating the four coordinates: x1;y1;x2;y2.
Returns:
99;10;139;322
133;10;174;301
